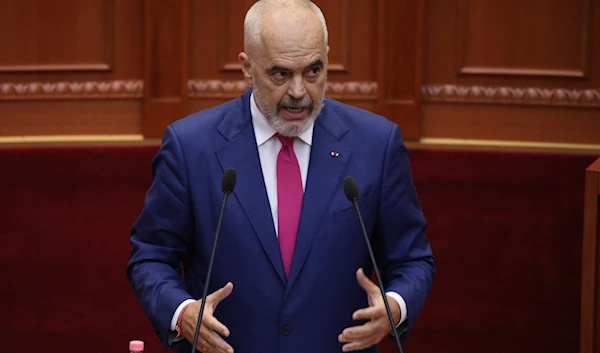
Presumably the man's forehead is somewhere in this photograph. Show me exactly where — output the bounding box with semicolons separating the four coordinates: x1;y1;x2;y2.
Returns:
257;35;326;69
261;10;324;45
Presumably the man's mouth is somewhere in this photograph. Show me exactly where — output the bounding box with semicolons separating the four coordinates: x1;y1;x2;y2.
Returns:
285;106;304;113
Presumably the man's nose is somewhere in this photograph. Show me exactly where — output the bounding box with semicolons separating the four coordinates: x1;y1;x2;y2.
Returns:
287;75;307;99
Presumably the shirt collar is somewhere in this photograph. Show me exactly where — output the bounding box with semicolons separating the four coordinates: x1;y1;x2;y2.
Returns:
250;92;314;147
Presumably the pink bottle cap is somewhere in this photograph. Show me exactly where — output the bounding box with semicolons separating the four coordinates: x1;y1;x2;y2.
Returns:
129;340;144;351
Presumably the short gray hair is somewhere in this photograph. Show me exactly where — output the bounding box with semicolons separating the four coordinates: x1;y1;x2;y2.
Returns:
244;0;328;55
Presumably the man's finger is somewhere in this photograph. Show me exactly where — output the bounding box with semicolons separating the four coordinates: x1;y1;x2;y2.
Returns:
208;282;234;304
204;314;230;337
352;305;385;321
341;340;375;352
182;311;231;352
197;337;211;353
201;327;234;353
339;321;377;342
356;268;378;294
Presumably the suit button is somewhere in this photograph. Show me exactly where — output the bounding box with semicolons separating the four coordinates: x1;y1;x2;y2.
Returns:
281;325;291;335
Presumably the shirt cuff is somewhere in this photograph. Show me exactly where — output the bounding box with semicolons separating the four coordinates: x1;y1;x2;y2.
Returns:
386;291;407;326
168;298;196;344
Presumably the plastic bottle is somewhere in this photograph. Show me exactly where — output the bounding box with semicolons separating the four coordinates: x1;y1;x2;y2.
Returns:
129;340;144;353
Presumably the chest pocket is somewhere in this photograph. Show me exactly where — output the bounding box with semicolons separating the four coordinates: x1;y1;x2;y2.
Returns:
333;191;377;223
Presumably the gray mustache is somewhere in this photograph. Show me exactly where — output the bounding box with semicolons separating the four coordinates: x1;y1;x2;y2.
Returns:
279;98;313;109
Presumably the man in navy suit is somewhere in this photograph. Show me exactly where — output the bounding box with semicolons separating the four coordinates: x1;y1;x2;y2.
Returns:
126;1;435;352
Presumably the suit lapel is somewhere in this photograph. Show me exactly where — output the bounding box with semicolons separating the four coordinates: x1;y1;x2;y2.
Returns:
286;102;351;292
215;90;287;284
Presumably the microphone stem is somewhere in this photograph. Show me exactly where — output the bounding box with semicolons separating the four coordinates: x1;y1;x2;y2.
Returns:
353;201;404;353
191;192;229;353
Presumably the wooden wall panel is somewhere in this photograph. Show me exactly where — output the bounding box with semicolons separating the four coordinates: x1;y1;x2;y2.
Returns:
202;0;357;75
458;0;590;78
3;0;599;145
189;0;379;81
0;0;144;137
0;0;423;141
0;101;141;136
376;0;424;139
0;0;112;72
423;104;600;144
188;0;379;97
422;0;600;145
142;0;189;137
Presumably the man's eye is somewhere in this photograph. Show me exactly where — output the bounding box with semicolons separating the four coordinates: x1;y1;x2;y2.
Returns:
272;72;288;80
306;67;320;77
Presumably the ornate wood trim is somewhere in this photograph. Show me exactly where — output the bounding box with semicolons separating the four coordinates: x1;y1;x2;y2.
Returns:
187;80;249;98
0;80;143;100
458;67;586;79
187;80;378;100
0;64;112;73
422;84;600;108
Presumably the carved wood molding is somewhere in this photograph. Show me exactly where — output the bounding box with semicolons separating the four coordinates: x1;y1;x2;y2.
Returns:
422;84;600;108
0;80;143;100
188;80;378;100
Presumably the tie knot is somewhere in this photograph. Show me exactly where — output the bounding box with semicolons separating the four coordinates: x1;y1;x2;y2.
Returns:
276;133;294;147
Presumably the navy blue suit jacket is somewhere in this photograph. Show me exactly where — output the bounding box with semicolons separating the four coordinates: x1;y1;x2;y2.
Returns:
126;89;435;353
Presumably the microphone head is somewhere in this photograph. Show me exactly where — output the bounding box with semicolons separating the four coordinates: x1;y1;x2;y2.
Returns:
221;168;237;193
343;176;359;202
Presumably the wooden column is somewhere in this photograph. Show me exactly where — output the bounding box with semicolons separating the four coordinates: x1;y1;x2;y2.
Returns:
376;0;424;140
143;0;190;138
582;157;600;353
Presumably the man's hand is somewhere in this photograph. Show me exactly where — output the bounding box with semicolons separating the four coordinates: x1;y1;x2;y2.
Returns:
180;282;234;353
338;268;401;352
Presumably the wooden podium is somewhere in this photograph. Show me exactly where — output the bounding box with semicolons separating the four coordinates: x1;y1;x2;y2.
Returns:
582;157;600;353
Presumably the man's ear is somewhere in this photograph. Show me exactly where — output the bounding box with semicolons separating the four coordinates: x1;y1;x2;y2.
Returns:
238;52;253;86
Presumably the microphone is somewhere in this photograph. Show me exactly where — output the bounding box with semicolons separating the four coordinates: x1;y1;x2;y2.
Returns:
191;168;237;353
343;176;405;353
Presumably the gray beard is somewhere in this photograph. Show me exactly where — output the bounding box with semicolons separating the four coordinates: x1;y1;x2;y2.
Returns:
253;86;325;137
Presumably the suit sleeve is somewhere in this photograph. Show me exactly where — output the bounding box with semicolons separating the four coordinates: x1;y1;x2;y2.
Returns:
126;125;195;348
373;123;436;339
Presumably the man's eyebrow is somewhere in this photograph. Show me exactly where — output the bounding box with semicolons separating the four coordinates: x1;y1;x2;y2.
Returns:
269;65;290;72
268;59;324;73
306;59;323;69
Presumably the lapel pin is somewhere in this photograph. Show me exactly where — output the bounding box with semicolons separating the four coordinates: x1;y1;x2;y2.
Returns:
331;151;339;157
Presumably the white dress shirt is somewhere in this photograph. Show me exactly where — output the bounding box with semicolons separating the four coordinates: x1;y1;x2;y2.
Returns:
169;93;407;336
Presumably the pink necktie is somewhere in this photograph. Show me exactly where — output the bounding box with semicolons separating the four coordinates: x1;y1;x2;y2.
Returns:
276;134;303;278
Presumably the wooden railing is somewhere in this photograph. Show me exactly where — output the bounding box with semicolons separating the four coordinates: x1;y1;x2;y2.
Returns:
581;157;600;353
